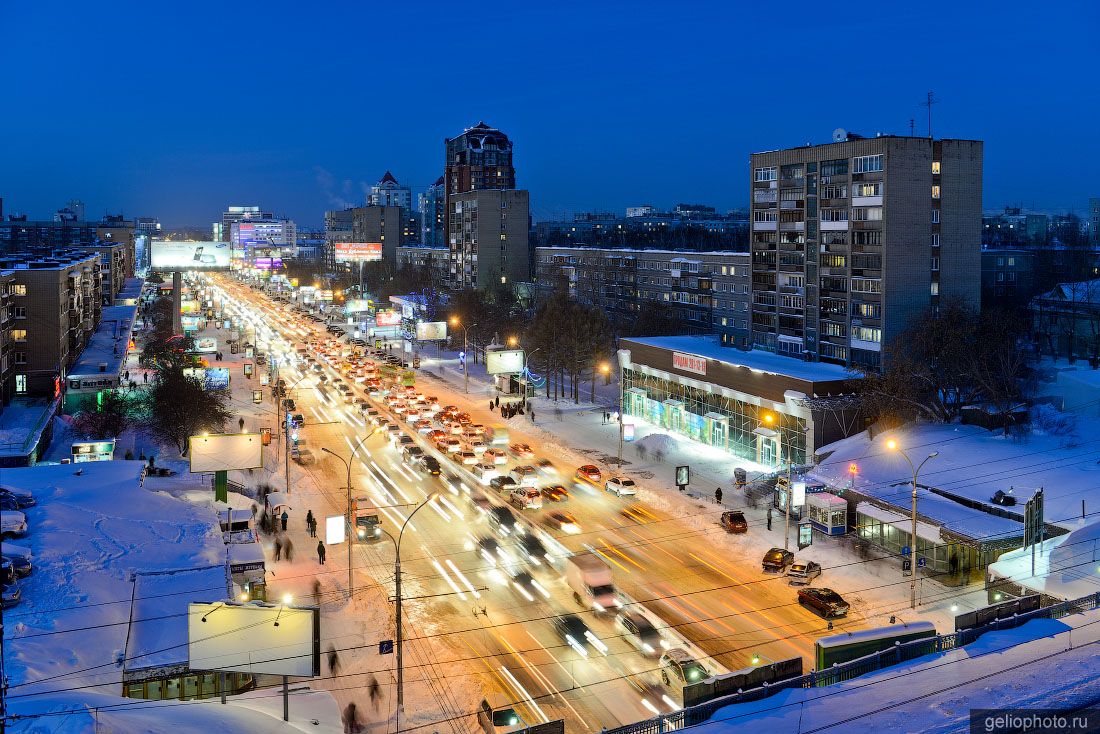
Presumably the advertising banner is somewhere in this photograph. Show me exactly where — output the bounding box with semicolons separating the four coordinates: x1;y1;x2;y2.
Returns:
486;349;524;374
334;242;383;263
71;440;115;463
151;241;231;271
375;310;400;327
345;299;371;313
415;321;448;341
192;337;218;354
253;257;283;270
205;367;230;390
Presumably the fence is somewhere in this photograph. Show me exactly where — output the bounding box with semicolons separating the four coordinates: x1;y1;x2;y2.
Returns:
600;591;1100;734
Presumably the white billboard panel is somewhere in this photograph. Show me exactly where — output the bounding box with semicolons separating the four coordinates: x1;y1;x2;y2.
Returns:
415;321;448;341
188;602;320;677
189;433;264;472
326;515;345;545
151;241;231;271
486;349;524;374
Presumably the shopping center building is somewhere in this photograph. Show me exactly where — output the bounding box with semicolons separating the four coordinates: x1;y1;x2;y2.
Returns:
618;335;861;468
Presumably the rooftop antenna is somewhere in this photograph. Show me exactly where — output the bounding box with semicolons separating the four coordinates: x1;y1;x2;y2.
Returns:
922;91;938;138
909;118;915;137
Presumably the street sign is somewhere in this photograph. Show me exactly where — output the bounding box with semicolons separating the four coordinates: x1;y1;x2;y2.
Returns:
260;428;272;446
903;558;912;573
901;545;911;557
379;640;394;655
917;556;927;569
1024;489;1044;548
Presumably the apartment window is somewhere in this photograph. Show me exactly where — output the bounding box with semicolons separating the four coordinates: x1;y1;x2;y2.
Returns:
822;321;846;337
1008;257;1015;266
931;185;941;199
12;284;26;296
997;272;1005;282
821;184;847;199
821;208;848;222
853;182;882;197
15;375;27;394
854;326;882;343
781;274;806;288
932;161;941;174
932;209;940;224
931;257;940;271
820;254;847;268
754;167;777;182
780;188;802;202
1008;272;1016;282
12;329;27;342
721;266;728;275
931;282;940;295
781;294;805;309
753;210;778;222
932;233;940;247
852;230;882;245
819;343;848;361
13;352;26;364
821;159;848;177
853;302;882;319
851;207;883;221
13;306;26;319
721;317;728;326
850;278;882;294
780;164;804;179
500;234;507;240
852;154;883;173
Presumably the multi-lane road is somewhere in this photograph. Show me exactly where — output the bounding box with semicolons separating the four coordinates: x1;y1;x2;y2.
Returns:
207;274;869;733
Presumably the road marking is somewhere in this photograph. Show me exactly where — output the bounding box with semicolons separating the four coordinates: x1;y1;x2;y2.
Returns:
598;539;643;571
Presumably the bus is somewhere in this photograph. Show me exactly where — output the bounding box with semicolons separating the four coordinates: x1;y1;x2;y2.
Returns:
814;621;937;670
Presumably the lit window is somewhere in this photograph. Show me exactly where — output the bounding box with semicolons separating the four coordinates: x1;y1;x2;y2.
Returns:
15;375;27;394
852;155;883;173
12;329;26;342
12;284;26;296
931;282;939;295
932;161;941;174
931;185;941;199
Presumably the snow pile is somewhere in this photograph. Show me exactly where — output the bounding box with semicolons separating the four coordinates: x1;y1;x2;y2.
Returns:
988;518;1100;600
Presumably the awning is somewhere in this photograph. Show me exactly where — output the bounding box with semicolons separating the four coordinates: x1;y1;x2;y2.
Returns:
753;427;778;438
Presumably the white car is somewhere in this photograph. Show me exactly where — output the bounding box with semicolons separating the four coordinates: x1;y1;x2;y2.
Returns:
605;477;637;497
509;487;543;510
1;510;27;537
483;448;509;465
509;466;538;487
456;451;479;466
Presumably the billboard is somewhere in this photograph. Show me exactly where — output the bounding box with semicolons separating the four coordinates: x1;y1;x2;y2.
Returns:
189;433;264;472
415;321;448;341
151;241;231;271
188;602;320;677
205;367;231;390
253;257;283;270
192;337;218;354
344;299;371;314
375;310;400;327
486;349;524;374
72;440;115;463
334;242;382;263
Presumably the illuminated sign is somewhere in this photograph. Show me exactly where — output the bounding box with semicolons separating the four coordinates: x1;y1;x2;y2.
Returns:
486;349;524;374
72;440;115;463
375;310;400;327
672;352;707;376
334;242;383;263
151;241;231;270
415;321;448;341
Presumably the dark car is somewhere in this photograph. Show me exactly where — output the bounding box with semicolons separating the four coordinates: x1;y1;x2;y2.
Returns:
518;534;550;566
720;510;748;534
488;505;519;536
489;476;518;493
0;490;34;510
0;495;21;512
291;413;305;428
422;456;442;476
553;614;607;657
540;485;569;503
283;398;296;412
762;547;795;573
798;587;850;618
1;555;31;578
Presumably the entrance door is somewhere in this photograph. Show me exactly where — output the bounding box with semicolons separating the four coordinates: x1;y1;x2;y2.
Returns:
759;436;777;467
711;421;727;448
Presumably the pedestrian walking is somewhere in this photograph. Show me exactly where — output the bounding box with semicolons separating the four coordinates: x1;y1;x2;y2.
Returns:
317;540;326;565
238;417;245;432
274;538;283;561
124;370;129;380
327;644;340;676
284;537;294;561
494;396;500;408
715;487;723;505
529;408;535;422
312;578;322;605
489;400;495;412
143;372;148;384
766;507;773;531
368;675;382;709
264;493;270;512
342;702;362;733
306;509;315;535
281;510;289;532
949;553;960;577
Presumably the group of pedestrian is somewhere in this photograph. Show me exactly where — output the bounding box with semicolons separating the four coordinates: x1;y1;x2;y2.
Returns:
500;401;525;419
273;535;295;561
306;509;318;537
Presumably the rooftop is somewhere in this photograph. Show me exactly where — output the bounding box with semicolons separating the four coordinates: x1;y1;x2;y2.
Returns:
537;245;750;258
623;335;852;383
69;302;139;378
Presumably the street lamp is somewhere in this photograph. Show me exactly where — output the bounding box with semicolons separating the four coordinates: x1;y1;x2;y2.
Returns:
320;429;376;598
521;346;541;401
886;438;939;609
279;372;313;496
374;492;440;731
449;317;477;394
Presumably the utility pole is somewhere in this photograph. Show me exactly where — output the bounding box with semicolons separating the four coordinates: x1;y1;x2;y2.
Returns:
923;91;938;138
784;460;792;551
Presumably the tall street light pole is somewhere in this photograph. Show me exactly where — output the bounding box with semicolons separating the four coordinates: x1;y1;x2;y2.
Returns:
377;492;440;732
320;430;376;598
449;318;477;394
280;373;313;496
887;439;939;609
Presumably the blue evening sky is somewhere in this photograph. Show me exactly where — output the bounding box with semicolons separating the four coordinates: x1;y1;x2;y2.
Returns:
1;0;1096;227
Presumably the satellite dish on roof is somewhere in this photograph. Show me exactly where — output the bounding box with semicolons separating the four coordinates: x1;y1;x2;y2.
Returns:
832;128;848;143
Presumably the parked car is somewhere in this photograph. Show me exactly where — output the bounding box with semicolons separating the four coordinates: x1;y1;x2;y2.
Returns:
720;510;748;534
617;610;664;657
798;587;850;618
762;547;795;573
605;477;637;497
0;490;34;509
1;511;28;537
456;450;479;466
575;465;602;483
786;560;822;586
659;648;708;690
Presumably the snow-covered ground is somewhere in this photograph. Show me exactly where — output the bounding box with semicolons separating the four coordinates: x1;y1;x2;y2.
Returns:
688;609;1100;733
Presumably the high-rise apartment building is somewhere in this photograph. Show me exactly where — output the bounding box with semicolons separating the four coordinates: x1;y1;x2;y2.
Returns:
368;172;412;210
419;176;446;246
1090;197;1100;246
214;206;272;243
444;122;531;288
350;206;404;264
749;134;982;368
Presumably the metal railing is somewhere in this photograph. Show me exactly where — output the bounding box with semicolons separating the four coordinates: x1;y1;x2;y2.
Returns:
600;591;1100;734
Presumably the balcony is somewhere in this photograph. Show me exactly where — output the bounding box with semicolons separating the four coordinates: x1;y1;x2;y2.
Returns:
820;220;849;231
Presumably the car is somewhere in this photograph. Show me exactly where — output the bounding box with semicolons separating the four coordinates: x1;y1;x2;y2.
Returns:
456;451;479;466
1;511;28;537
544;511;580;534
0;490;34;510
517;534;551;566
509;466;538;487
1;580;21;609
422;456;442;476
489;476;518;493
617;610;665;657
0;495;21;512
798;587;850;618
428;429;448;442
2;546;32;578
509;487;543;510
291;413;305;428
466;438;488;454
762;547;795;573
414;420;434;434
535;458;558;477
292;448;316;465
473;462;501;484
540;485;569;503
720;510;748;534
506;569;550;601
605;477;637;497
659;648;709;689
509;443;535;459
483;448;508;465
476;536;510;566
438;437;462;453
384;422;402;436
787;561;822;586
488;506;519;536
553;614;607;658
402;446;425;465
284;398;296;411
576;465;602;483
396;435;415;449
446;421;465;436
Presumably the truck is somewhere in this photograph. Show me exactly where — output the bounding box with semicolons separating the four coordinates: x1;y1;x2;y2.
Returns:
565;553;620;612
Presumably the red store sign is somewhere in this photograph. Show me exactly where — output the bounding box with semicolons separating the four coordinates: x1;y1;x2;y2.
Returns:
672;352;707;376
